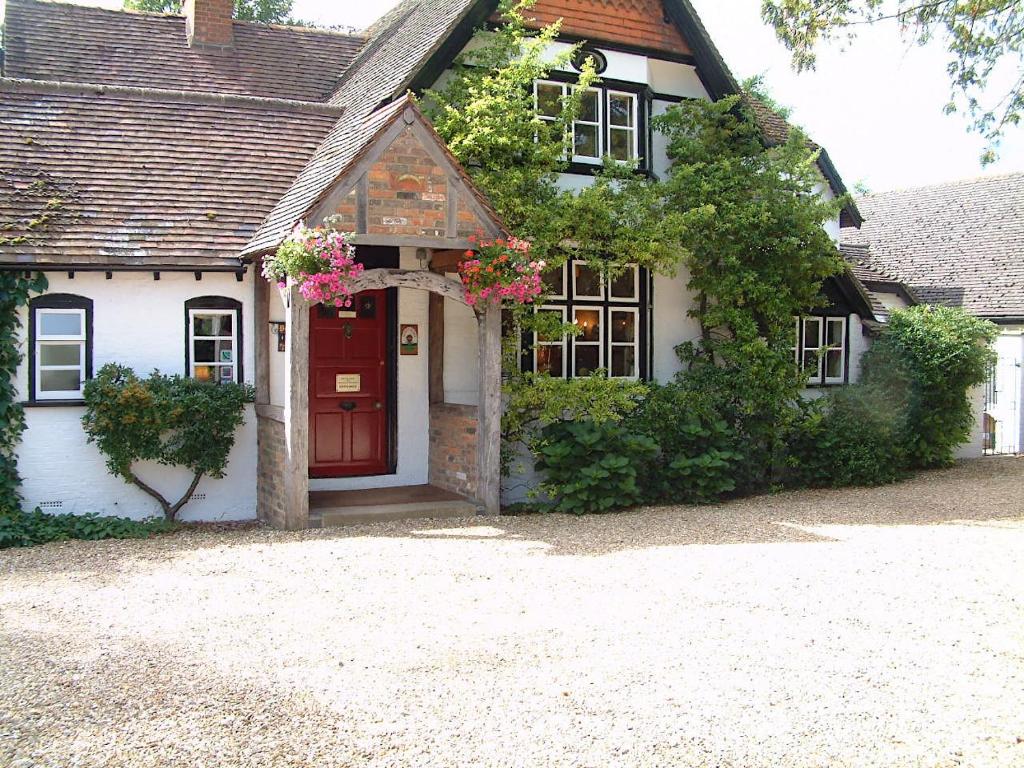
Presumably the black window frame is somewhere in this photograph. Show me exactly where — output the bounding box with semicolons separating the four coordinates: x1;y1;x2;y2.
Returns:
184;296;244;385
27;293;94;404
521;262;651;381
533;73;652;174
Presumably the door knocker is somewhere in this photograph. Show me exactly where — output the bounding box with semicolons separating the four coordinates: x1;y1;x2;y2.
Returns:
343;322;353;339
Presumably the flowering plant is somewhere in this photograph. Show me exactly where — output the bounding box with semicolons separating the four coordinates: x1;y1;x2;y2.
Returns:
262;225;365;308
458;235;544;307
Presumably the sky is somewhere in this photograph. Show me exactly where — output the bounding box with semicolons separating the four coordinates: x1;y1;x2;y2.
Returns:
2;0;1022;194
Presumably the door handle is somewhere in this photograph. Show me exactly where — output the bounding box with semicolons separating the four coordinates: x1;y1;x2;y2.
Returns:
374;401;382;410
339;401;357;411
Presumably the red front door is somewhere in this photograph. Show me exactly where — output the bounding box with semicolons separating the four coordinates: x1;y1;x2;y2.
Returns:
308;290;390;477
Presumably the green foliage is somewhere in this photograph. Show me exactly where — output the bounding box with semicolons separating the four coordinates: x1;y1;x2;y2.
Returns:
0;507;177;549
82;364;254;520
785;387;906;487
0;271;48;512
123;0;297;24
654;95;845;487
535;420;658;514
761;0;1024;163
860;305;998;468
632;383;740;503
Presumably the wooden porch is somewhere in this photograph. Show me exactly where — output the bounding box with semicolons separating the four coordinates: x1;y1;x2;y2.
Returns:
309;484;480;527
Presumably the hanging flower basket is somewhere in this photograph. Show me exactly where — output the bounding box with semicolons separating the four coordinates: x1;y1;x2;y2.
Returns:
262;225;365;308
459;235;544;307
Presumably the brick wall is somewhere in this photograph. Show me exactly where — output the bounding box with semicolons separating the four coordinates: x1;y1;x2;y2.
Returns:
428;403;479;499
502;0;693;55
366;128;449;238
184;0;234;47
256;413;289;528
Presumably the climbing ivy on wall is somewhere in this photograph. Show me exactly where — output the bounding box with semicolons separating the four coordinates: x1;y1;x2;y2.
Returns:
0;271;48;513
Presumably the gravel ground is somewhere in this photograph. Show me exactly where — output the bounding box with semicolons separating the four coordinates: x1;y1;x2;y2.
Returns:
1;458;1022;768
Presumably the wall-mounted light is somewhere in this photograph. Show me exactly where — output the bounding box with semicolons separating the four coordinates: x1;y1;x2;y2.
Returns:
416;247;429;270
268;321;286;352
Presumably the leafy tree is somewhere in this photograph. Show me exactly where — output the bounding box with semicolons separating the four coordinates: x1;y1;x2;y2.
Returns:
82;365;254;520
654;95;846;488
761;0;1024;162
124;0;296;24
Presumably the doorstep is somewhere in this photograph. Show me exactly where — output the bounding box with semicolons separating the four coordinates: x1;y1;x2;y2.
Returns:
309;484;481;527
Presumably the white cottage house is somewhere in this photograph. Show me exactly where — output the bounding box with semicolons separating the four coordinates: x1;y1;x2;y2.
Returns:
0;0;878;527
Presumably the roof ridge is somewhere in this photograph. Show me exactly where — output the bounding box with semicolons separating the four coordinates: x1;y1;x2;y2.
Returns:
0;77;346;116
5;0;366;39
859;171;1024;199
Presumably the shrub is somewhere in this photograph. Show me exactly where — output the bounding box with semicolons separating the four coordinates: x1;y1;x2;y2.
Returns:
785;387;906;487
632;383;740;502
82;364;254;520
861;306;998;468
534;420;658;514
0;507;176;549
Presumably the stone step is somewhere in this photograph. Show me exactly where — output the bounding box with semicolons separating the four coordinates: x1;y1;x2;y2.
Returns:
319;499;480;527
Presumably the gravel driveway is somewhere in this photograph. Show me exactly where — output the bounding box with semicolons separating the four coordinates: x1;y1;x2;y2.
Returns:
1;458;1022;768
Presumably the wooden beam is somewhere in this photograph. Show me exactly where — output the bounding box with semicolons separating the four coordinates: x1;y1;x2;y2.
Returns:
283;287;310;530
348;268;469;307
428;292;444;404
475;303;502;515
253;263;270;407
430;249;468;273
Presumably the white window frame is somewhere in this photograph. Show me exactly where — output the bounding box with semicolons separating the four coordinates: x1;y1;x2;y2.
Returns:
572;259;604;301
572;86;603;164
34;308;86;400
795;315;847;386
609;306;640;380
572;305;604;377
533;305;567;378
606;90;638;163
823;316;847;385
188;308;238;384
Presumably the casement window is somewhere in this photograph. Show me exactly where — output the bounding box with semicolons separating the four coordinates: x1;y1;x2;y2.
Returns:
794;315;848;385
531;261;647;380
29;294;93;401
185;297;243;385
533;80;642;167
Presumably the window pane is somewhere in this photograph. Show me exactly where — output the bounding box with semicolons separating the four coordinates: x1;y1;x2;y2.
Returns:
194;365;216;383
217;365;235;384
611;346;636;378
609;94;634;127
40;369;80;393
39;312;81;337
574;346;600;376
826;318;844;346
40;343;81;366
803;350;818;371
610;128;633;161
575;310;600;342
611;311;635;343
537;309;563;343
217;314;233;335
542;265;564;296
578;89;599;122
194;340;216;363
573;123;599;158
216;340;234;363
573;263;602;297
193;315;216;337
536;346;564;377
610;268;637;299
803;318;821;347
536;83;562;117
826;350;843;379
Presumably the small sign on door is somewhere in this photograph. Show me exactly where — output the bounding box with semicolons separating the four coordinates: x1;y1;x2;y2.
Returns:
335;374;360;393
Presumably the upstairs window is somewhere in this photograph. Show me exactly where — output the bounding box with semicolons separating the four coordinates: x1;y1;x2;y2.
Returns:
534;80;642;167
532;262;647;380
794;315;847;385
30;294;93;401
185;297;243;385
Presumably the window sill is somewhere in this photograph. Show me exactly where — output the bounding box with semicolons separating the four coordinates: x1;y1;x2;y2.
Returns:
22;399;86;407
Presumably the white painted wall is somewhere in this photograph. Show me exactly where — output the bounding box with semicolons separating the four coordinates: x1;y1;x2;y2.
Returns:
16;271;257;521
651;266;702;382
443;296;480;405
307;248;432;491
983;325;1023;455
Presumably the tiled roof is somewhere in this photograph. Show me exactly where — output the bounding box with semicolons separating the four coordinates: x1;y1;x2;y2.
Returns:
246;0;485;254
841;173;1024;319
839;242;915;317
0;79;339;267
2;0;365;102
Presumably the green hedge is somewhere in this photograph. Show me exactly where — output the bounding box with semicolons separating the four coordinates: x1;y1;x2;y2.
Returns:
0;507;177;549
